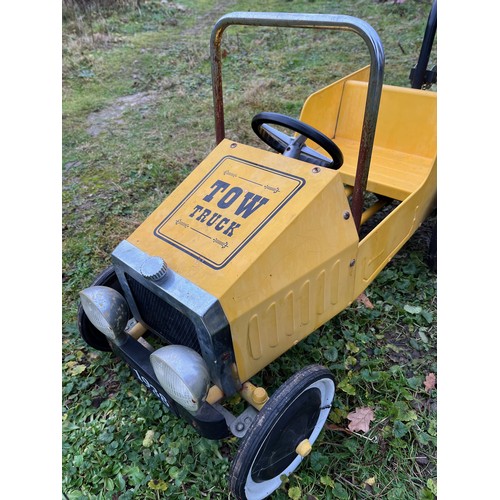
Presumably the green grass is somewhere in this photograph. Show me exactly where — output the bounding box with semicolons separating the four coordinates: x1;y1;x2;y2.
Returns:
62;1;437;498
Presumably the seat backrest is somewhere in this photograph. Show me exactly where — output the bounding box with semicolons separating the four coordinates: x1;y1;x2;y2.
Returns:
336;80;437;159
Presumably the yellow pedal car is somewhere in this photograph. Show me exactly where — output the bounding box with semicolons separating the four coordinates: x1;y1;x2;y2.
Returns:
78;10;436;500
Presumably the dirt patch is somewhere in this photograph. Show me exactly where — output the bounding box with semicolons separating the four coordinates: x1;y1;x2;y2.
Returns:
86;91;158;136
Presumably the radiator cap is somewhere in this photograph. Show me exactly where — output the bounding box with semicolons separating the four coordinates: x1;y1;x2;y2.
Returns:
140;256;168;281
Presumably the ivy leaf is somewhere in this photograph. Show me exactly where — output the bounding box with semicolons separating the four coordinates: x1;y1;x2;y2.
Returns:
427;478;438;495
361;369;381;382
418;330;429;343
324;347;338;362
416;432;432;445
310;451;329;472
347;407;375;433
346;341;360;353
332;482;349;499
420;309;433;323
404;304;422;315
125;466;146;486
115;473;126;491
337;378;356;396
104;478;114;491
393;420;409;438
320;476;335;488
407;376;423;390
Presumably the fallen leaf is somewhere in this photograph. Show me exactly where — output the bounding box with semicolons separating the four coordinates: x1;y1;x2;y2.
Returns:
71;364;87;376
365;477;376;486
356;292;374;309
424;373;436;392
347;407;375;433
143;430;155;447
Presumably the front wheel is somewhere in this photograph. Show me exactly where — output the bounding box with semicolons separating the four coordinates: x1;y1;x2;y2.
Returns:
229;365;335;500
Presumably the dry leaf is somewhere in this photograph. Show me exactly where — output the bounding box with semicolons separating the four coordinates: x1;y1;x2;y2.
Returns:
347;407;375;433
424;372;436;392
356;292;374;309
143;430;155;447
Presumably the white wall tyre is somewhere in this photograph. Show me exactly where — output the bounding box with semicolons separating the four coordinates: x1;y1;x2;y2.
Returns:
229;365;335;500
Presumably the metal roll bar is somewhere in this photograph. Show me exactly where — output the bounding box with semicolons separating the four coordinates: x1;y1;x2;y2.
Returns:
210;12;385;231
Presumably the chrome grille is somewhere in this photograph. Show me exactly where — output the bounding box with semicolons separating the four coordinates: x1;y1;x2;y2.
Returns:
125;274;201;354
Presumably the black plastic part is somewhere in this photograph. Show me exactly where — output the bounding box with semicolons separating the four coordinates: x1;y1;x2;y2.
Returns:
252;112;344;169
410;0;437;89
77;265;130;352
229;365;335;499
426;222;437;272
111;335;231;440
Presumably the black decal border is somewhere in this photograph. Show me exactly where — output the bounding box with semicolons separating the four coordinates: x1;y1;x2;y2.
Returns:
153;156;306;270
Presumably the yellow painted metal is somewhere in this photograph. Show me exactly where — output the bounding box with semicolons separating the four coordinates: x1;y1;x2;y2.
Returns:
299;66;370;142
126;66;436;385
128;139;359;382
299;66;436;296
353;159;436;297
300;68;437;201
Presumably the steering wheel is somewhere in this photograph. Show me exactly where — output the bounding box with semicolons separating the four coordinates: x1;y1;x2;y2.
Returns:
251;112;343;169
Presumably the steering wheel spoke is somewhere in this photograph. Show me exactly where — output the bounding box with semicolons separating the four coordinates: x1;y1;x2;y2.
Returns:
252;112;343;169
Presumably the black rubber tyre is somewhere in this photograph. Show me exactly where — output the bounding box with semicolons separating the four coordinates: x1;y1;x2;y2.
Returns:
77;265;129;351
229;365;335;500
252;112;343;169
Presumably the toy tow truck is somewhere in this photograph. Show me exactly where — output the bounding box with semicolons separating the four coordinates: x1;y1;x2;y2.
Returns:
78;9;436;500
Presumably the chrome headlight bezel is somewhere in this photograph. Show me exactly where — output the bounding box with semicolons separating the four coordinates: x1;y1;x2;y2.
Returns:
79;286;129;344
150;345;210;413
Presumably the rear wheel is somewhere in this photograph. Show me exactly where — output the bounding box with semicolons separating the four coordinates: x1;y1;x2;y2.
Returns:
229;365;335;500
77;266;130;351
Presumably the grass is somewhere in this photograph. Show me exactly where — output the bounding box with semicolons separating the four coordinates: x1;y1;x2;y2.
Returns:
62;1;437;498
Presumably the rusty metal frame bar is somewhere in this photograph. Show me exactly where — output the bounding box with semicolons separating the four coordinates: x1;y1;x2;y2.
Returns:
210;12;385;231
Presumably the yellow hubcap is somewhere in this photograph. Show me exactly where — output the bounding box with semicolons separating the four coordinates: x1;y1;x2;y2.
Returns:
295;439;312;457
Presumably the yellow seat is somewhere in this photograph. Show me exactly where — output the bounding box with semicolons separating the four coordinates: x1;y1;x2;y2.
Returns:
301;73;437;201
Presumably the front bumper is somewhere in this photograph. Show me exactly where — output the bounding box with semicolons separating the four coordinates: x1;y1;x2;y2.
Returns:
111;334;231;440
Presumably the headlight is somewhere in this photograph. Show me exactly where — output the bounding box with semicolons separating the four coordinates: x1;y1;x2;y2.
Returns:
79;286;129;344
150;345;210;413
